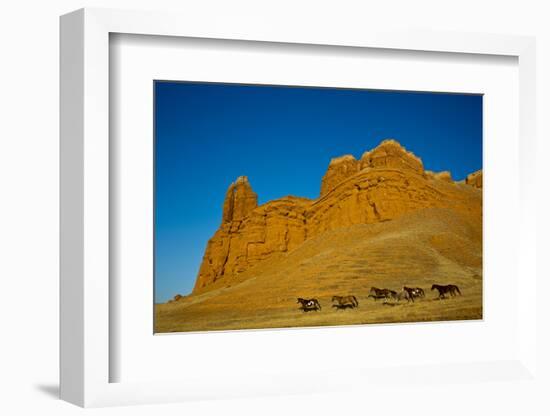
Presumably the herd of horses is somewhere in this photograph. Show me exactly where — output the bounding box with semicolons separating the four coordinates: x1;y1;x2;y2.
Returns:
297;284;462;312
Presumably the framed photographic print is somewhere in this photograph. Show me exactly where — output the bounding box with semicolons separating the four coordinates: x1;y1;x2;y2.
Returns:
153;81;483;333
60;7;540;409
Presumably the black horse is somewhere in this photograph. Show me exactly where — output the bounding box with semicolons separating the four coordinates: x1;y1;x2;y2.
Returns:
431;284;461;299
297;297;321;312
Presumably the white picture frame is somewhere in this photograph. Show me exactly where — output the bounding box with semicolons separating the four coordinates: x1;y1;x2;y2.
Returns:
60;7;539;408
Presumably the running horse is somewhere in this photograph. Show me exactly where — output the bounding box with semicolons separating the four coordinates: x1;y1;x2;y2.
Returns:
398;289;414;303
403;286;426;302
368;287;393;301
431;284;461;299
332;295;359;308
297;297;322;312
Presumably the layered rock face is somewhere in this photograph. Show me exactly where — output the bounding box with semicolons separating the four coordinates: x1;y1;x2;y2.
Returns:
193;139;482;293
194;195;309;291
320;155;359;196
360;139;424;173
319;140;425;197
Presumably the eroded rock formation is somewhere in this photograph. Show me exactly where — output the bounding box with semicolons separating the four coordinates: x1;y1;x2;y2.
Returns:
466;170;483;188
320;155;359;196
360;139;424;174
192;139;482;293
222;176;258;222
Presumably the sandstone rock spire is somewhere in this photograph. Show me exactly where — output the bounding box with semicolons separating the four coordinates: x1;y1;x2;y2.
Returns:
221;176;258;223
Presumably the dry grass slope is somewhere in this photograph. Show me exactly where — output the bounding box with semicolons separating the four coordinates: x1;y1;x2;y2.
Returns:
155;207;482;333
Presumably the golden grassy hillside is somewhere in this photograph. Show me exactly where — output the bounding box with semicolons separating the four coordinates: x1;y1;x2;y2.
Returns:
155;206;482;333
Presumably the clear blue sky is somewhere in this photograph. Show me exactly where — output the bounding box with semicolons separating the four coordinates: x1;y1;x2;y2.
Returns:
154;81;482;302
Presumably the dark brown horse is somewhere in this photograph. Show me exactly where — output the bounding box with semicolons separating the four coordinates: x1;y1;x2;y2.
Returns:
332;295;359;308
368;287;391;301
369;287;398;303
431;284;461;299
297;298;321;312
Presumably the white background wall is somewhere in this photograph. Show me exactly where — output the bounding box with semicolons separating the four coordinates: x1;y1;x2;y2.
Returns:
0;1;548;414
